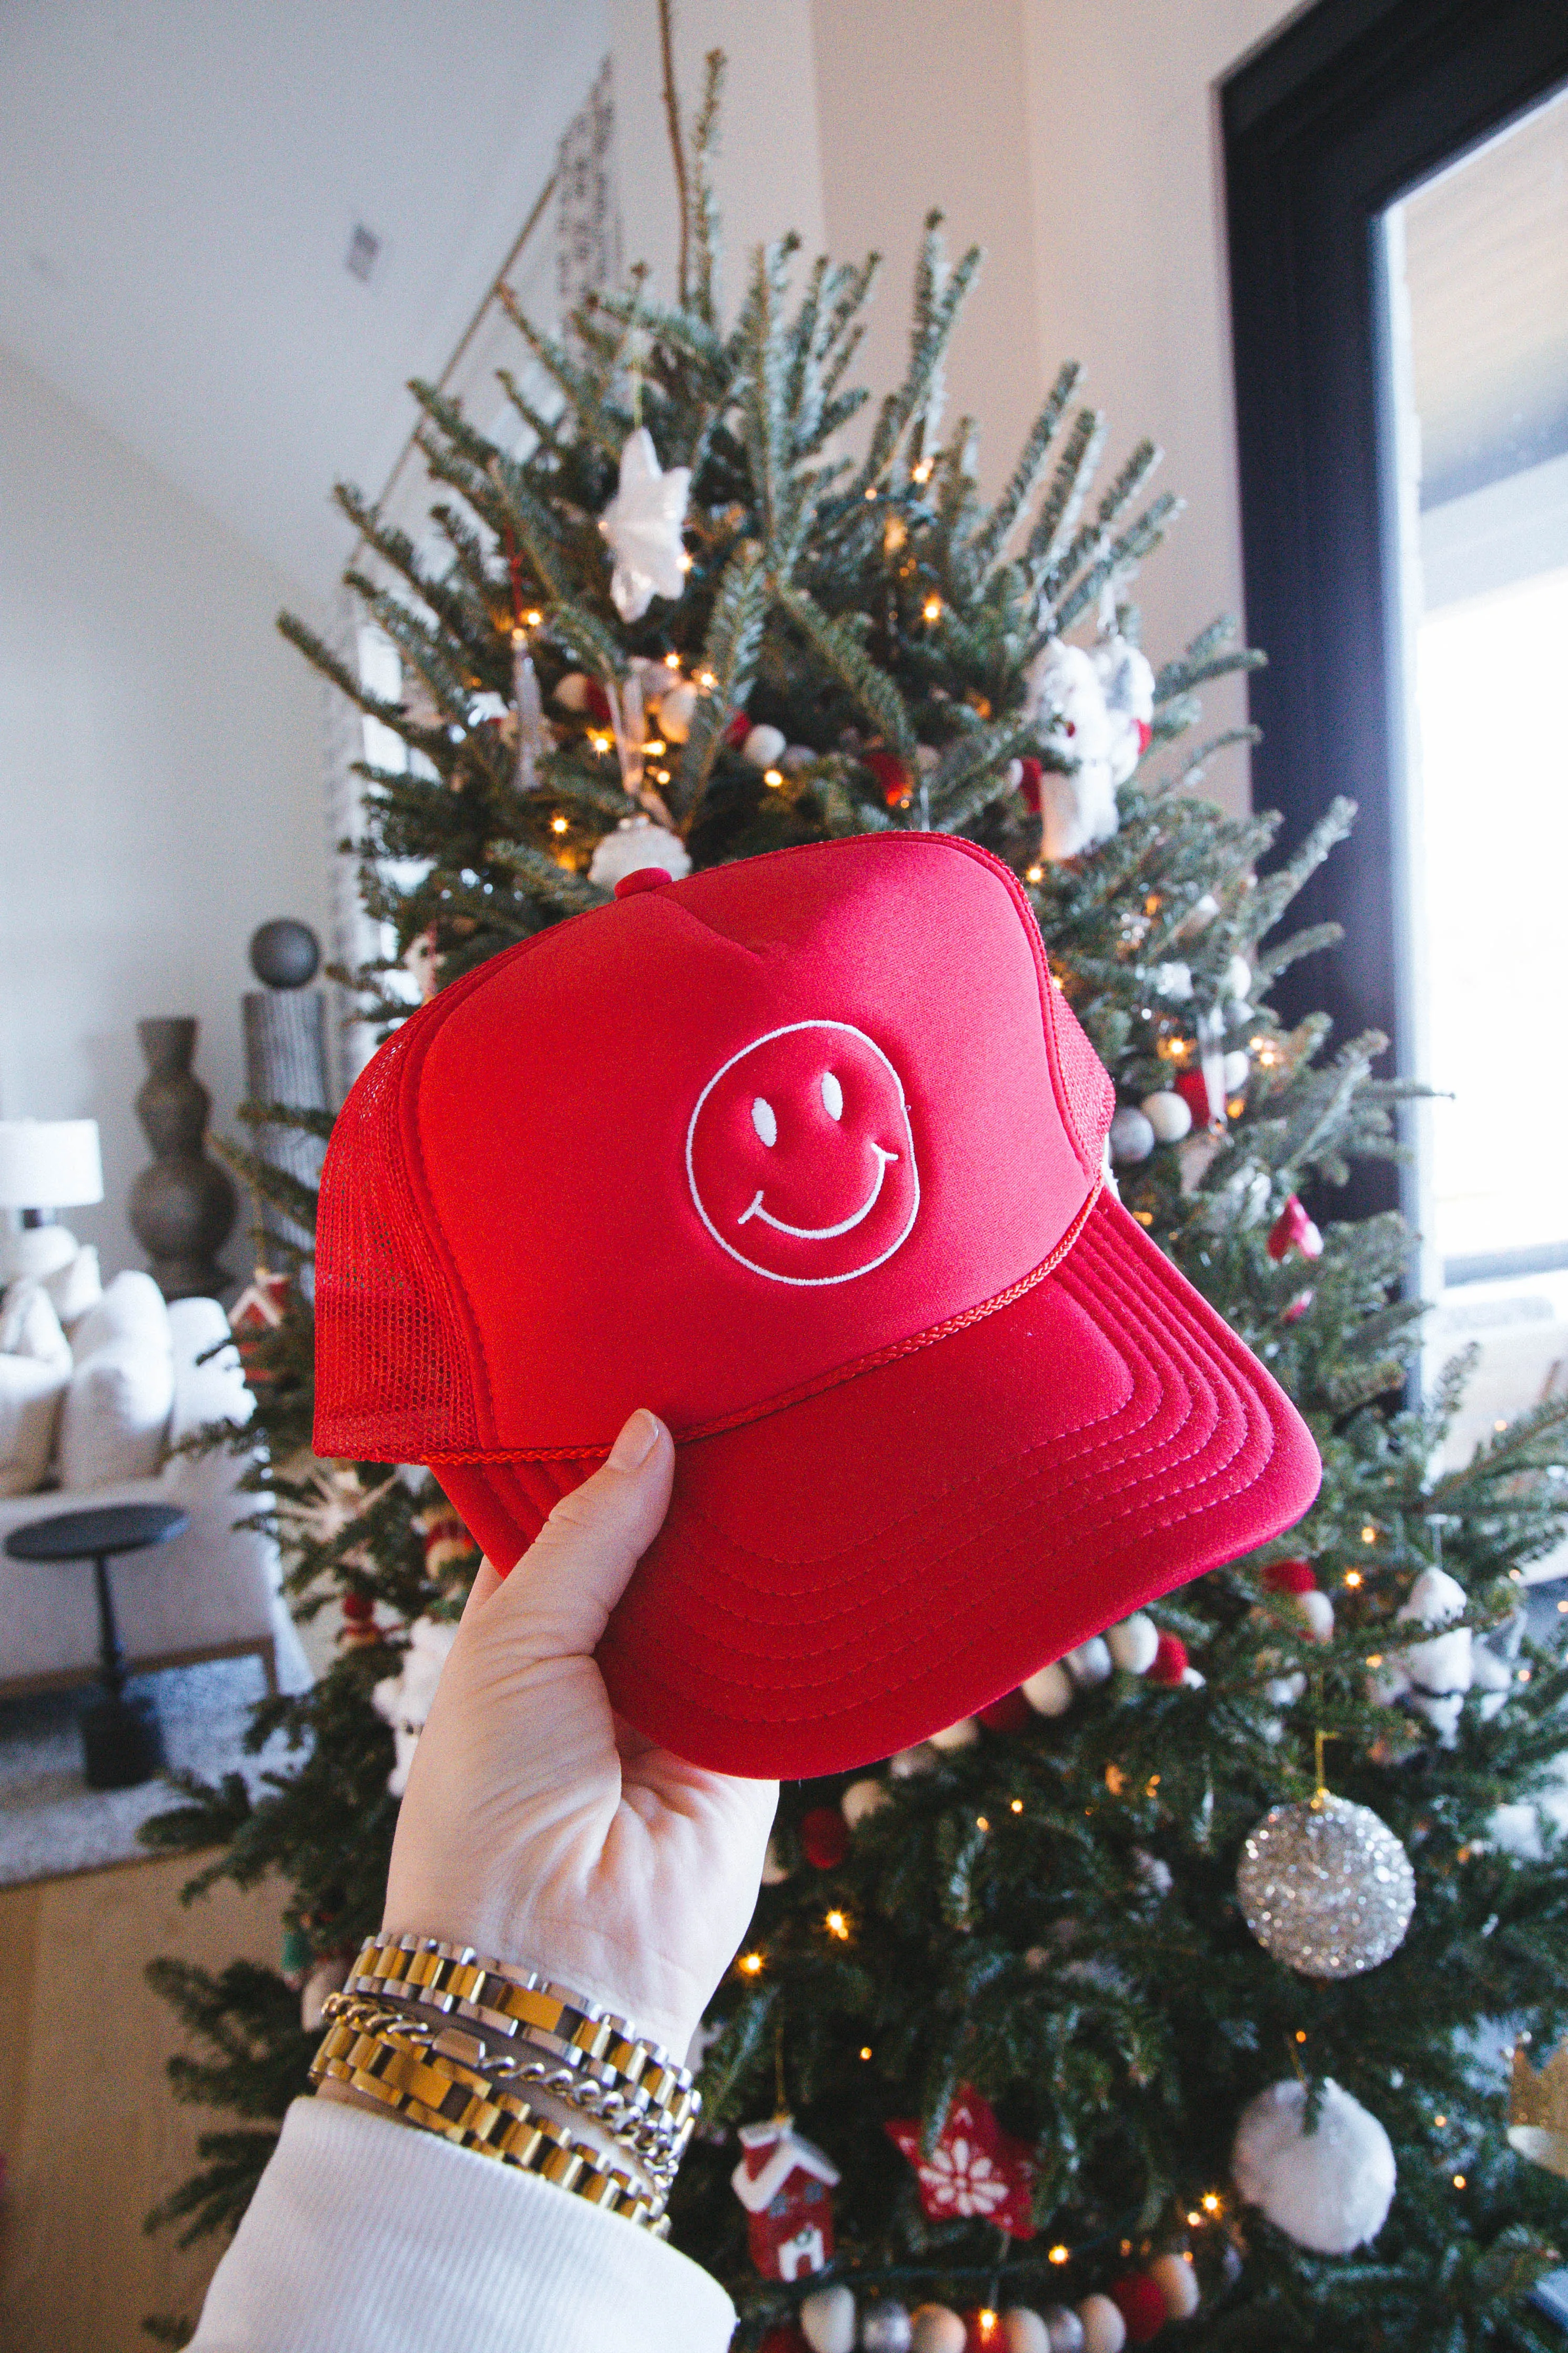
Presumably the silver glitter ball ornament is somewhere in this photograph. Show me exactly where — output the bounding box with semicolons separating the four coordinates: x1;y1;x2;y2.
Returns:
1237;1792;1415;1977
860;2306;914;2352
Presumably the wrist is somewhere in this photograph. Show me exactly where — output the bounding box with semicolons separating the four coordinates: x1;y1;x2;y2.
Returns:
309;1933;700;2226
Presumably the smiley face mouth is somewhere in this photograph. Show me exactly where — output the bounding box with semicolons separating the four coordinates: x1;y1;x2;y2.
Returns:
736;1144;899;1239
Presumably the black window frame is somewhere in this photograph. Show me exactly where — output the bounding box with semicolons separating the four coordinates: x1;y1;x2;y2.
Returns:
1222;0;1568;1228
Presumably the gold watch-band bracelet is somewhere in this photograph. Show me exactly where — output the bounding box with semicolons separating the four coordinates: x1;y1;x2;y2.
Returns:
309;2005;672;2234
345;1934;700;2145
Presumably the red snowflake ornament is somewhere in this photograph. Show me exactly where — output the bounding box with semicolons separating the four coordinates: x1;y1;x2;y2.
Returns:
885;2084;1035;2238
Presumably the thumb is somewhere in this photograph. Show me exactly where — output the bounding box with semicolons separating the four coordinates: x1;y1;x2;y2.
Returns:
489;1409;673;1658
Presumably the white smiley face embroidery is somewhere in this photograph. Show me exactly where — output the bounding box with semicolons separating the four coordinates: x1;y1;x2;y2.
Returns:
685;1021;920;1286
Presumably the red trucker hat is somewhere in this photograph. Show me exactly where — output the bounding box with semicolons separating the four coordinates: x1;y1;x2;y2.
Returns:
314;834;1319;1776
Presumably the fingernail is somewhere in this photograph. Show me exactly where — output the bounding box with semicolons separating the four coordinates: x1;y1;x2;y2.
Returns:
609;1408;662;1471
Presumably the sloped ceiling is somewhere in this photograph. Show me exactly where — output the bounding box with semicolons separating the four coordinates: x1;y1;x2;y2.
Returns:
0;0;606;595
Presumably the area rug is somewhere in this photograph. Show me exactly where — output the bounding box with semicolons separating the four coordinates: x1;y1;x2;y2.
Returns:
0;1657;304;1887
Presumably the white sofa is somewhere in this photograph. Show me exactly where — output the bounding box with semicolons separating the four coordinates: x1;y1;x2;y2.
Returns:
0;1293;309;1700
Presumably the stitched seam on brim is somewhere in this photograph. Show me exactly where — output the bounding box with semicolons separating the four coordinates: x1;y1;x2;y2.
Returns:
595;1229;1282;1690
422;1174;1104;1460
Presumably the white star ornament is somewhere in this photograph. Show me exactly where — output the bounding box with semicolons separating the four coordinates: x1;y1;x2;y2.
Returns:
599;427;692;621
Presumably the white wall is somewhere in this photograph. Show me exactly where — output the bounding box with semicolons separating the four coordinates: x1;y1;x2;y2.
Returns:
612;0;1310;821
1019;0;1309;815
0;346;329;1284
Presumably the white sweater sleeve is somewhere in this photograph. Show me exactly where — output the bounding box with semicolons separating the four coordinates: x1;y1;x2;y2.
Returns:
190;2098;736;2353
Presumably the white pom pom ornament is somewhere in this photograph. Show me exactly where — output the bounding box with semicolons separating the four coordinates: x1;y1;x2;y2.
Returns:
587;817;692;891
1231;2076;1395;2253
1023;1661;1074;1716
742;723;787;770
654;679;697;741
841;1776;890;1829
928;1715;980;1751
1074;2296;1126;2353
1107;1613;1159;1675
910;2307;967;2353
799;2284;857;2353
1139;1090;1192;1144
1108;1107;1156;1165
1065;1637;1114;1687
1148;2250;1199;2319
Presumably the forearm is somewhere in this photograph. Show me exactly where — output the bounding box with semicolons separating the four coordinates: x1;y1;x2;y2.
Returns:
190;2098;735;2353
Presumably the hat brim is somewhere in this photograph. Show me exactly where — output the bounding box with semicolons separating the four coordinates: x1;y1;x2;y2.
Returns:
436;1193;1320;1778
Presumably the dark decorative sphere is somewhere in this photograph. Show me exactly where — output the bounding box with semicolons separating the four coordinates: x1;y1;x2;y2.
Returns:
249;918;320;989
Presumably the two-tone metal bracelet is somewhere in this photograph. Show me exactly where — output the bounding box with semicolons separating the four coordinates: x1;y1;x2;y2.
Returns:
342;1934;700;2184
308;1998;671;2233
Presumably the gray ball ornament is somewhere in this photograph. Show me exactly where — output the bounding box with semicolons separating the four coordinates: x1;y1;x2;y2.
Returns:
1237;1792;1415;1977
249;918;321;989
1108;1105;1156;1164
860;2303;914;2351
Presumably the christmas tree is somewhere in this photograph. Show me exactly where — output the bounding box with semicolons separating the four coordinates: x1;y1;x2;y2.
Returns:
145;55;1568;2350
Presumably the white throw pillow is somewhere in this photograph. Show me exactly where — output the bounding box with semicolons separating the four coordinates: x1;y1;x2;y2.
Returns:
58;1338;176;1488
41;1242;103;1333
70;1268;171;1361
0;1278;72;1365
0;1351;71;1495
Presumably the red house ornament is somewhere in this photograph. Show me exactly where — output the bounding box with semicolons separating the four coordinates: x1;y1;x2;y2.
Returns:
731;2115;841;2281
885;2084;1035;2238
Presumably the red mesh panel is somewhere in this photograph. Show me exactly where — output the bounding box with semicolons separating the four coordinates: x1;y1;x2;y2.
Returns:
1049;983;1116;1167
313;1019;482;1463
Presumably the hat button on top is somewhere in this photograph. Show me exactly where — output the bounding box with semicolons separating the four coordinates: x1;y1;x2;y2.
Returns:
613;867;672;900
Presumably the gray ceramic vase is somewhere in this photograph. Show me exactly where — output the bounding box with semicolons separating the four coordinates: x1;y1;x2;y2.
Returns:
127;1017;236;1300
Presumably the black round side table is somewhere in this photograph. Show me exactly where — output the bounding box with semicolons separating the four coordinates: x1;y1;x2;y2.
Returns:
5;1502;189;1789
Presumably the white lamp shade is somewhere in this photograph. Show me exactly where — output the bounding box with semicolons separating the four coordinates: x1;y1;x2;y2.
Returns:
0;1119;104;1210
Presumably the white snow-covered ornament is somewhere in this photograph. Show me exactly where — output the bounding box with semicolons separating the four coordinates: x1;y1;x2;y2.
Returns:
1153;960;1193;1001
1231;2076;1395;2253
1395;1565;1473;1695
1091;633;1156;786
371;1615;459;1797
1025;639;1118;860
1369;1565;1475;1745
599;427;692;621
587;816;692;892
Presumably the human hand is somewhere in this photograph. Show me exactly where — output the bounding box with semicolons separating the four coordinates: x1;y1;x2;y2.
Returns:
382;1409;778;2059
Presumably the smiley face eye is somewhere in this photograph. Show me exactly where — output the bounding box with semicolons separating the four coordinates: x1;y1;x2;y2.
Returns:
821;1072;844;1121
751;1096;777;1147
